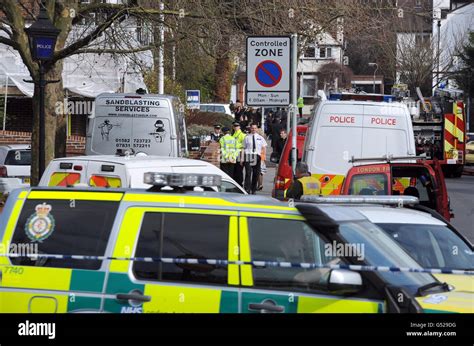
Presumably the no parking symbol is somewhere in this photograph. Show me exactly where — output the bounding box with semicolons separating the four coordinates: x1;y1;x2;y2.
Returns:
255;60;283;88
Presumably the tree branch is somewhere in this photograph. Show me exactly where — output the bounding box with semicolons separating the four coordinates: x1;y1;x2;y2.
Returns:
0;24;12;36
0;35;19;49
18;0;37;21
73;45;156;55
52;8;129;62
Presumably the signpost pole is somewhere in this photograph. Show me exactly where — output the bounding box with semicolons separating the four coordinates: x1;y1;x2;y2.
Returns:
291;34;298;175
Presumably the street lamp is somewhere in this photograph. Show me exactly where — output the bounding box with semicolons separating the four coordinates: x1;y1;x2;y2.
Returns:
368;62;378;93
25;5;60;180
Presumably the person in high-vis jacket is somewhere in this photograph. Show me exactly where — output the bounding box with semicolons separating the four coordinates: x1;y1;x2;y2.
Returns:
297;96;304;118
286;162;320;200
232;122;246;186
219;127;237;177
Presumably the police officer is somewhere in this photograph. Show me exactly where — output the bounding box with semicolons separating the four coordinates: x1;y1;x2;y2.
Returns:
219;127;237;177
286;162;320;200
232;122;246;187
210;124;222;142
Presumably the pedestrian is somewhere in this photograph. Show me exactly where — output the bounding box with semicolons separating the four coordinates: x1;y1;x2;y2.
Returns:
234;105;244;122
252;108;262;128
232;122;246;187
210;124;222;142
243;123;267;194
271;116;283;151
280;108;288;128
274;129;288;159
286;162;321;200
239;110;249;129
297;96;304;118
265;111;273;137
219;127;237;178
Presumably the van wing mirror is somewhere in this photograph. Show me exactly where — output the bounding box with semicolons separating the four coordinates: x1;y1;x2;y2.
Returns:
327;269;363;294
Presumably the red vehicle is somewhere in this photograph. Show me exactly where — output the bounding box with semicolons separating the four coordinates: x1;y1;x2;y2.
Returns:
341;157;452;221
272;125;308;200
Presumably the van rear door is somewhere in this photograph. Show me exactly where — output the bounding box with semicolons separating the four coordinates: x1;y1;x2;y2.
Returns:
131;115;173;156
361;104;415;158
42;160;88;187
90;96;134;155
86;161;128;188
430;159;451;220
311;103;364;176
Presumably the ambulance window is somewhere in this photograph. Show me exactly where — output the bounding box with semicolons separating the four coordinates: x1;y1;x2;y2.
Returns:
10;199;118;270
348;174;388;195
247;218;336;293
133;212;229;285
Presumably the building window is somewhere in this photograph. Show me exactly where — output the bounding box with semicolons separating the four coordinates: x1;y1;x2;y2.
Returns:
303;46;316;59
136;20;151;46
302;77;317;97
319;47;332;59
415;34;430;46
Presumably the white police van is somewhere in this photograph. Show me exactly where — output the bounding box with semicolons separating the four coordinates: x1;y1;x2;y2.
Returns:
303;97;416;195
86;93;187;157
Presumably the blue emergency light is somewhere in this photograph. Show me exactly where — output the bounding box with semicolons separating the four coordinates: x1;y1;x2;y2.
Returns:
329;93;395;102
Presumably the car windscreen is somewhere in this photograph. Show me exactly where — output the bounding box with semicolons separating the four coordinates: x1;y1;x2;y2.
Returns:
5;150;31;165
338;221;437;296
377;223;474;270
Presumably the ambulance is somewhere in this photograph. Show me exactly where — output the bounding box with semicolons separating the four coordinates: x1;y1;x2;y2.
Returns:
303;99;416;195
86;93;187;157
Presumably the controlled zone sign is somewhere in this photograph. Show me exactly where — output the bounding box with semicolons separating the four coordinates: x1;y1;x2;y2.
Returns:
186;90;200;110
246;36;290;106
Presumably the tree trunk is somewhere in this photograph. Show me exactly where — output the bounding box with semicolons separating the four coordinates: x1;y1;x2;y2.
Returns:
30;62;64;186
214;39;232;103
49;62;66;158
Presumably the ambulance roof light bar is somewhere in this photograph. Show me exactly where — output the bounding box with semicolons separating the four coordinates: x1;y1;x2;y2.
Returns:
301;195;419;206
349;154;430;164
144;172;222;188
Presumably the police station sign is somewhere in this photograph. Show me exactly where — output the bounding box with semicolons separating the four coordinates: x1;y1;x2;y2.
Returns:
246;36;291;106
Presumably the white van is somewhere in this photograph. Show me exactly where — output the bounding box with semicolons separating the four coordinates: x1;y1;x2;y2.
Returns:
303;100;416;195
39;155;246;194
86;93;187;157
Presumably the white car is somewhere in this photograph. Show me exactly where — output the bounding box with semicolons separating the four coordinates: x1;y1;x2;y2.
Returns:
39;154;246;194
301;196;474;294
199;103;232;116
0;144;31;194
355;204;473;293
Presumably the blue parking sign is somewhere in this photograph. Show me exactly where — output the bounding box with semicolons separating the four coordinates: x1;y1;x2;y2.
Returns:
186;90;200;110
